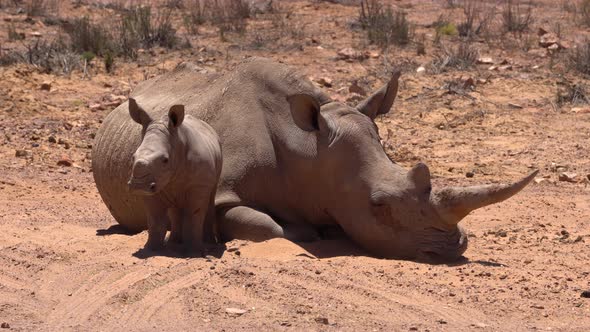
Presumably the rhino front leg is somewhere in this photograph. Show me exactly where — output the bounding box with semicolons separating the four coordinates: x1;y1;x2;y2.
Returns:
218;206;319;242
168;208;183;244
143;197;169;250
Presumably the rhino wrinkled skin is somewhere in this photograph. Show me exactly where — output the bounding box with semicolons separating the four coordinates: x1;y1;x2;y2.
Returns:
92;58;536;261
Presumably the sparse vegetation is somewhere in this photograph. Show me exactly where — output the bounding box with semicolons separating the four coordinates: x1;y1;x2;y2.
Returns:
359;0;412;48
431;42;478;73
183;0;207;34
580;0;590;26
458;0;496;38
569;39;590;75
0;38;80;74
104;50;114;73
556;80;590;106
209;0;250;39
7;23;25;41
502;0;534;34
67;17;112;56
437;22;458;36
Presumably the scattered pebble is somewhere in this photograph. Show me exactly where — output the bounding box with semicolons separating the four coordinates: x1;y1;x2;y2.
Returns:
0;322;9;329
316;77;333;88
477;57;494;64
466;171;474;178
40;81;51;91
15;150;28;157
349;82;367;96
57;157;73;167
581;291;590;298
48;136;57;143
314;317;329;325
558;172;578;183
225;307;247;316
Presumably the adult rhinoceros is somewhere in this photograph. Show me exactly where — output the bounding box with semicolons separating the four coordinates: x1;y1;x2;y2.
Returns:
92;57;536;261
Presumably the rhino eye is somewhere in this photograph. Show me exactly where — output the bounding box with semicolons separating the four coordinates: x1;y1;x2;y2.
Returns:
162;157;169;164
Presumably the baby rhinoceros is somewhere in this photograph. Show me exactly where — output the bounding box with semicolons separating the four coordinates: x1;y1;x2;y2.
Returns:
126;98;222;253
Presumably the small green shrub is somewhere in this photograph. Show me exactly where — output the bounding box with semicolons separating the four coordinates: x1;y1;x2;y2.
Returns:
437;23;458;36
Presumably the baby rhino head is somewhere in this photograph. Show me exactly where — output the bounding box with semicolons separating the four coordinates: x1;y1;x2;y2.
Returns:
127;98;185;195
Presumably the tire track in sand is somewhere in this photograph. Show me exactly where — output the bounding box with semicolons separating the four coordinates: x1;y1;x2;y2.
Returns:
114;268;209;329
46;268;152;328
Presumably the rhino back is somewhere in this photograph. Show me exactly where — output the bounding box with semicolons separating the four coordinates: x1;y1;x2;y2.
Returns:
93;58;330;230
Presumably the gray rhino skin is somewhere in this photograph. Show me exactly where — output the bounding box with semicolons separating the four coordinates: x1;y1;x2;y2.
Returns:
126;99;222;251
92;57;537;261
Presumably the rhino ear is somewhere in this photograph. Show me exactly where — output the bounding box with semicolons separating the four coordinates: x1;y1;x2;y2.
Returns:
128;98;151;126
168;104;185;128
408;162;432;193
287;94;322;132
356;70;401;120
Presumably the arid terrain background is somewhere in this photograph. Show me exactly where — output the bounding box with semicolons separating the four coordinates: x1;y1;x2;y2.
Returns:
1;0;589;331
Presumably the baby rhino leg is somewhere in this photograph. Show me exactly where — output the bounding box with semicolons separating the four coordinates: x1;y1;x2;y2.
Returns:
168;208;183;244
182;196;210;254
143;197;169;250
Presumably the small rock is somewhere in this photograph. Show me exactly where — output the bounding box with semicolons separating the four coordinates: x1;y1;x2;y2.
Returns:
57;157;73;167
539;32;559;48
0;322;9;328
89;103;104;112
571;107;590;114
531;304;544;309
508;103;523;109
63;122;73;131
15;150;28;157
225;307;247;316
477;57;494;64
337;48;367;61
534;177;546;184
40;81;51;91
30;31;42;37
226;247;238;252
558;172;578;183
314;317;329;325
316;77;333;88
48;136;57;143
367;51;380;58
581;290;590;298
416;66;426;74
466;171;474;178
349;82;367;96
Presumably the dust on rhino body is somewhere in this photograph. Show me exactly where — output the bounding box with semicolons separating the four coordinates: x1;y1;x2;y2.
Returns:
92;58;536;261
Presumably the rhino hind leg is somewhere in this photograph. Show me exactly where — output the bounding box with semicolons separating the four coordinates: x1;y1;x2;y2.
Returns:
218;206;319;243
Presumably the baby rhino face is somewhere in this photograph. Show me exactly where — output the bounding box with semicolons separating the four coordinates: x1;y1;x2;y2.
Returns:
126;98;185;195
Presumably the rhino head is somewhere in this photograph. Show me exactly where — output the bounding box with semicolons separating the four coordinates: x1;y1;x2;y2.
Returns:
127;98;185;195
287;72;536;262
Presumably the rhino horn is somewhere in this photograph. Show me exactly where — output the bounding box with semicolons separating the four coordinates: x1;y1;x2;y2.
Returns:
432;170;538;225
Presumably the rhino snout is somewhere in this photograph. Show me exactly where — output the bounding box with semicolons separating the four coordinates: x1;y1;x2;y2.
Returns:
127;178;158;195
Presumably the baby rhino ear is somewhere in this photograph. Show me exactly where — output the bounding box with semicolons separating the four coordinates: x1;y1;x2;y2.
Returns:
168;104;185;128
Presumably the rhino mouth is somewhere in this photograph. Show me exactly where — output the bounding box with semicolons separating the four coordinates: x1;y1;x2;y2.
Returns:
127;176;158;195
418;228;468;262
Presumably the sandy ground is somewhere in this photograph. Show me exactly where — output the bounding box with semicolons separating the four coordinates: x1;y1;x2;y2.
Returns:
1;0;590;331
